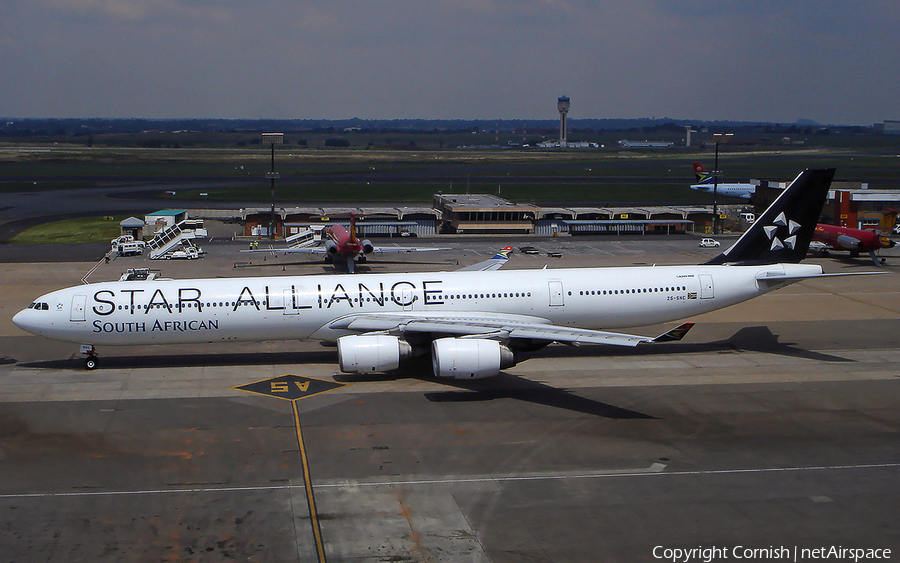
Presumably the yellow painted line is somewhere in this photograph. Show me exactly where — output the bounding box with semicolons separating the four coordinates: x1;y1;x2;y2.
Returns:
232;374;349;561
293;399;327;563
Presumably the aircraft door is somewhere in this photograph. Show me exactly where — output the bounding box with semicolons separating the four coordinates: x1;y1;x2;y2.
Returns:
70;294;87;322
548;281;565;307
699;274;714;299
400;287;414;311
282;289;298;315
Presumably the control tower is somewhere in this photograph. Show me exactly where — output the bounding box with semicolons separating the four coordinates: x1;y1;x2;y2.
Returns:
557;96;570;148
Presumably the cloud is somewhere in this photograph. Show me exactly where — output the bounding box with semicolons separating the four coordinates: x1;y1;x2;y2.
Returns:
1;0;897;123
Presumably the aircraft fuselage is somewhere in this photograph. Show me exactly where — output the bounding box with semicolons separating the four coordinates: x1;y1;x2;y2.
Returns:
14;263;819;347
813;224;895;253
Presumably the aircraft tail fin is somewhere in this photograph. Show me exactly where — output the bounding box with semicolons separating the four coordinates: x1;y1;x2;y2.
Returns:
693;162;713;184
349;212;359;244
705;168;835;265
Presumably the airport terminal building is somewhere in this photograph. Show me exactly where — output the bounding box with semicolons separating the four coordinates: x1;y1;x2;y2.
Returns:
192;185;900;239
206;195;706;238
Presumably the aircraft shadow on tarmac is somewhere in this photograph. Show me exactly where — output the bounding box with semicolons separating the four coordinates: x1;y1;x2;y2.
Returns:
19;350;657;420
335;357;658;420
18;350;338;371
17;326;849;419
421;376;658;420
530;325;855;364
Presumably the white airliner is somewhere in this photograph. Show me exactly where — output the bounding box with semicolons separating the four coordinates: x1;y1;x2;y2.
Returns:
14;169;841;377
690;162;757;200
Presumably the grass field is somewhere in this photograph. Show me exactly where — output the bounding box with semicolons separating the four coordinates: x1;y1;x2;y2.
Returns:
8;216;126;245
3;141;899;244
4;145;900;204
2;141;900;209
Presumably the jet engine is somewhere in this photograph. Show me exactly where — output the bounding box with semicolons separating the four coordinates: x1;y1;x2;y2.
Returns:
325;240;339;255
361;239;374;254
337;334;412;373
431;338;516;379
836;234;862;251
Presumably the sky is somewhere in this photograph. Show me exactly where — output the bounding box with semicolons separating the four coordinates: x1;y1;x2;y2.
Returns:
2;0;898;125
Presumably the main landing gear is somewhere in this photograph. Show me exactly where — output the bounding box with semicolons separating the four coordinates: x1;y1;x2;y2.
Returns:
80;344;99;370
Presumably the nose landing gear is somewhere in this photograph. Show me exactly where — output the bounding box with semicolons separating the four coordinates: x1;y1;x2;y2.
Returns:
80;344;99;370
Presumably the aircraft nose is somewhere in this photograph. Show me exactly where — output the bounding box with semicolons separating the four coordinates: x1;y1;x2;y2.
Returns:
12;306;43;335
12;308;32;332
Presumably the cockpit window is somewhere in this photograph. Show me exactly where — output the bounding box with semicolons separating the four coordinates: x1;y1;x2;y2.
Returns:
28;302;49;310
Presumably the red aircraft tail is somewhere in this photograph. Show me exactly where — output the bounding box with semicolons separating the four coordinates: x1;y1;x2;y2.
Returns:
349;212;359;244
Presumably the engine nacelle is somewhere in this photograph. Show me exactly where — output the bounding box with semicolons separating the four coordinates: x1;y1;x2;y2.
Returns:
337;335;412;374
325;240;339;255
431;338;516;379
836;234;861;251
361;239;374;254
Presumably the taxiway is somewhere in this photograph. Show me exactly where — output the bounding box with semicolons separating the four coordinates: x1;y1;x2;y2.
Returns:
1;239;898;562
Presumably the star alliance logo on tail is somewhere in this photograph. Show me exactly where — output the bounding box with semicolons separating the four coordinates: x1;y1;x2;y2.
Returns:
764;211;802;251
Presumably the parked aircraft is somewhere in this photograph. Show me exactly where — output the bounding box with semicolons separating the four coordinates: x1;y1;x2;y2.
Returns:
690;162;757;200
810;209;898;265
15;169;848;377
244;214;449;272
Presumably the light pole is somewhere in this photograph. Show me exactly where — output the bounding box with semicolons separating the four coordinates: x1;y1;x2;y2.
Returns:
262;133;283;239
711;133;733;235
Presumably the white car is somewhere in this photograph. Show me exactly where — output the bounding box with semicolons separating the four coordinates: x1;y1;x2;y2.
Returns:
699;238;721;248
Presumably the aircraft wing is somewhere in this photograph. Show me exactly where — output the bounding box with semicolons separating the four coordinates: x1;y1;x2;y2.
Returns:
327;311;693;348
275;246;328;254
456;246;513;271
240;245;327;254
369;245;452;254
241;244;450;255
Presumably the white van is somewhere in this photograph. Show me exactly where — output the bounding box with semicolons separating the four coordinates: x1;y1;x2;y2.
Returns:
738;213;755;224
117;242;145;256
111;235;144;246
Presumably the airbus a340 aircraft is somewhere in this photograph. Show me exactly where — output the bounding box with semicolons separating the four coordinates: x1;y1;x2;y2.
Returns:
244;213;449;272
15;169;843;377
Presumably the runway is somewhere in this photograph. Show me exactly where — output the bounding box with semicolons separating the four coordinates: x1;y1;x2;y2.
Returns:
1;240;898;562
